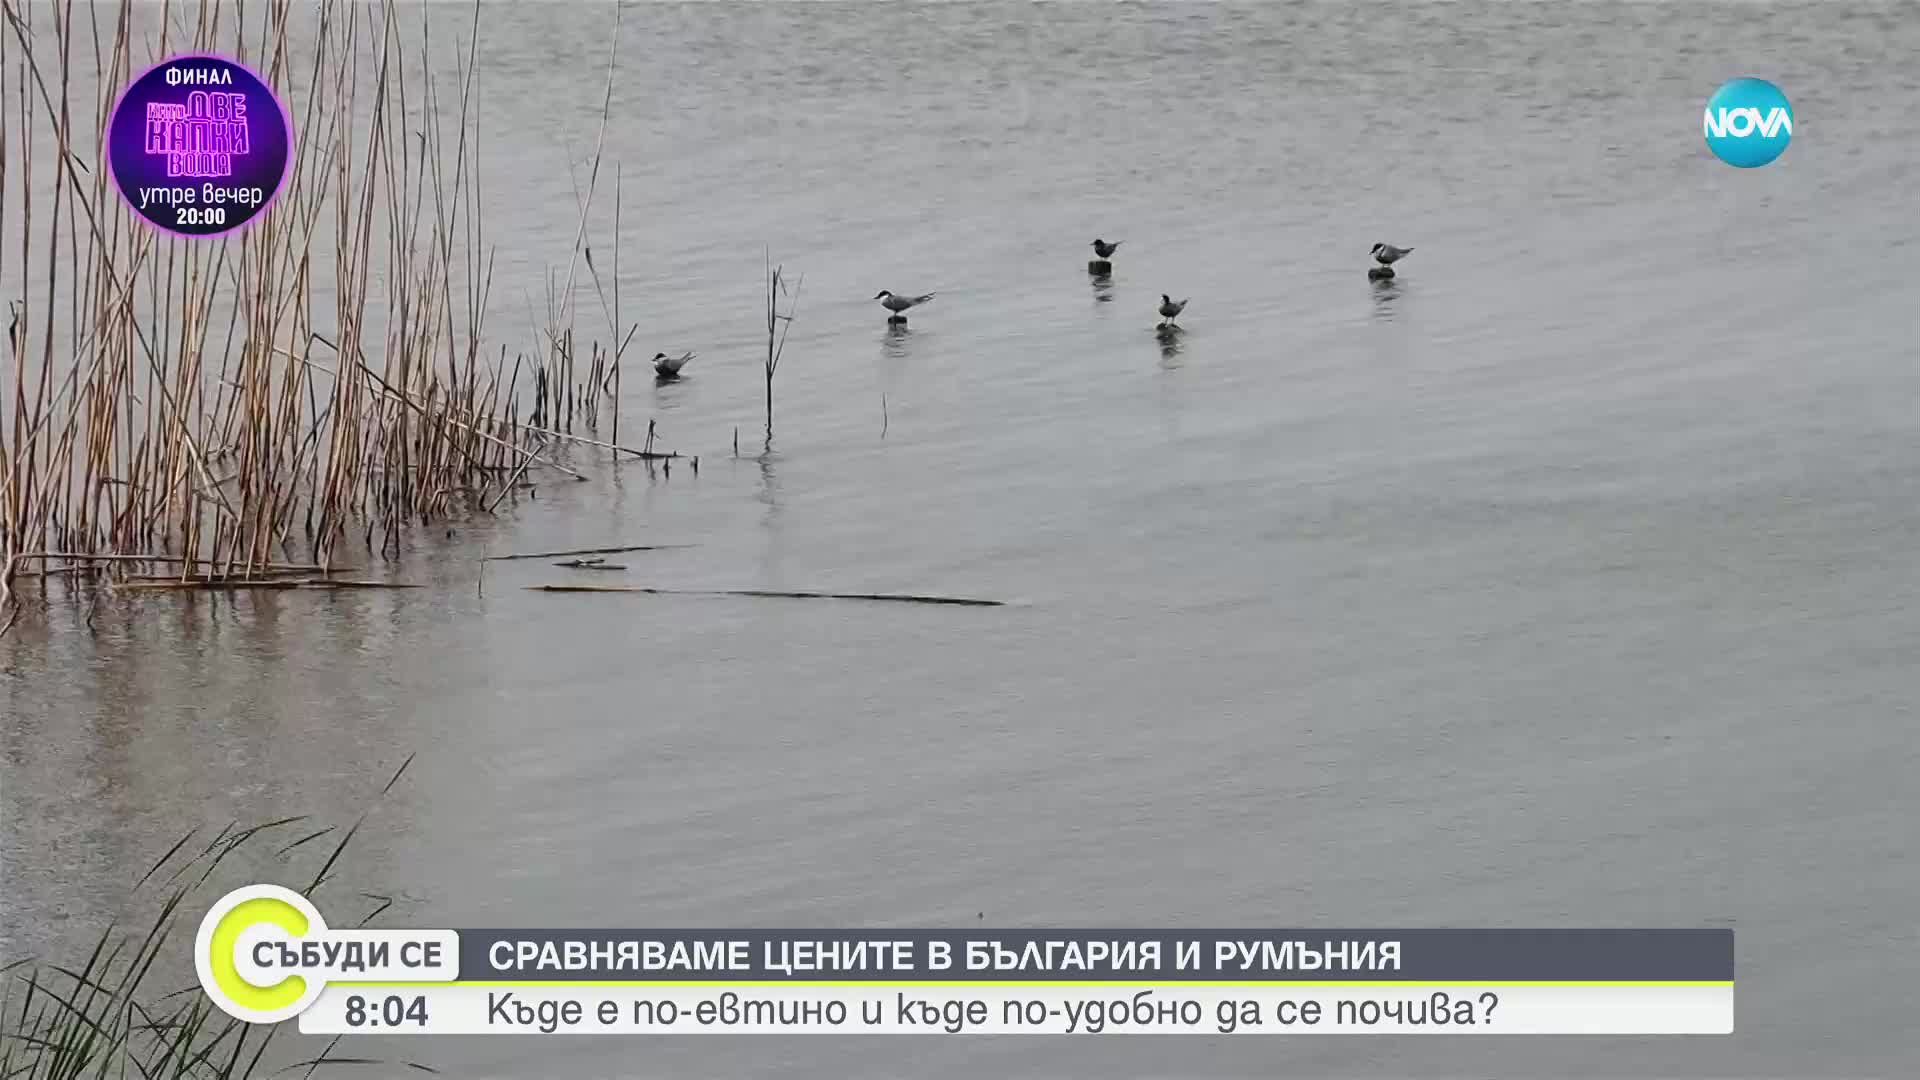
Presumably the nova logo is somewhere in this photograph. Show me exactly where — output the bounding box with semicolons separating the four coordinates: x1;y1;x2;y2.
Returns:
1703;78;1793;168
1704;106;1791;140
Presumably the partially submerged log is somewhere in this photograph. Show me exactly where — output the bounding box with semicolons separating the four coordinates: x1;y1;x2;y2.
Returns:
555;557;627;570
7;552;336;578
486;543;693;561
526;584;1005;607
116;579;421;591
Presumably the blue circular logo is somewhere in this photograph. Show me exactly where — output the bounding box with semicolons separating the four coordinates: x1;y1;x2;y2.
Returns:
1703;78;1792;168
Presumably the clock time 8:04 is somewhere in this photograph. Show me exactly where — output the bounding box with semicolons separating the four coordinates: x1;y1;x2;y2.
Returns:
343;994;429;1028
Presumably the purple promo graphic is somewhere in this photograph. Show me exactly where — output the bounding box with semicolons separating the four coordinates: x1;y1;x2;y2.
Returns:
106;53;292;237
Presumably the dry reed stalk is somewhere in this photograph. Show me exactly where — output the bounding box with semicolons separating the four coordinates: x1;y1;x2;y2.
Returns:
763;255;801;445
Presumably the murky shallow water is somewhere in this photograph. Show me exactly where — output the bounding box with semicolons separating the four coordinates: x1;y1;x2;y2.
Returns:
6;2;1920;1076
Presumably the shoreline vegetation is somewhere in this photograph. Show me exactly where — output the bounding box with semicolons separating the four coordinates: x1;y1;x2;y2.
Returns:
0;0;672;622
0;759;421;1077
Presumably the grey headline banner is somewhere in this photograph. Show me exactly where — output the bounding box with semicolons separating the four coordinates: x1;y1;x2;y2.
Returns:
458;929;1733;982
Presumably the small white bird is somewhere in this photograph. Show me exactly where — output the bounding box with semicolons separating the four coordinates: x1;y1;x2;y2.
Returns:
652;350;695;378
1091;238;1122;259
875;290;935;315
1371;242;1414;266
1157;294;1189;327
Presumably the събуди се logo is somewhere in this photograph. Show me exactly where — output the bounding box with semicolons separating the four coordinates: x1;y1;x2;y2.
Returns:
194;884;330;1023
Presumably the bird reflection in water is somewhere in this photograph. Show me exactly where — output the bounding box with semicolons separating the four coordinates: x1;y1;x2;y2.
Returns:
1155;323;1183;365
882;321;914;360
1370;276;1400;320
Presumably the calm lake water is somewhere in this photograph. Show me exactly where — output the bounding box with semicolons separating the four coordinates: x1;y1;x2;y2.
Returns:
6;1;1920;1076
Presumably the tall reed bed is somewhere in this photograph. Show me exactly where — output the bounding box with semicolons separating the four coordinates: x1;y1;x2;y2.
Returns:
0;0;634;609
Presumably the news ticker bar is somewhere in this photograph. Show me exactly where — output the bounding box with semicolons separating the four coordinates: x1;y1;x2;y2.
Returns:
259;929;1733;982
450;928;1730;981
197;888;1733;1034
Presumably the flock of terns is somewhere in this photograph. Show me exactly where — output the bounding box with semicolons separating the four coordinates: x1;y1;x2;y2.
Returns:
645;238;1415;380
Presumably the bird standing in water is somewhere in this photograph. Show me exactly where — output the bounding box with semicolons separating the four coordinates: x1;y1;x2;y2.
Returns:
1091;238;1122;259
652;351;695;378
1371;242;1414;267
874;290;935;319
1157;294;1189;328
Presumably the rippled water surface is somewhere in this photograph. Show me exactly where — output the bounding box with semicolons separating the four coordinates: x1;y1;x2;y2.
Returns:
5;2;1920;1076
